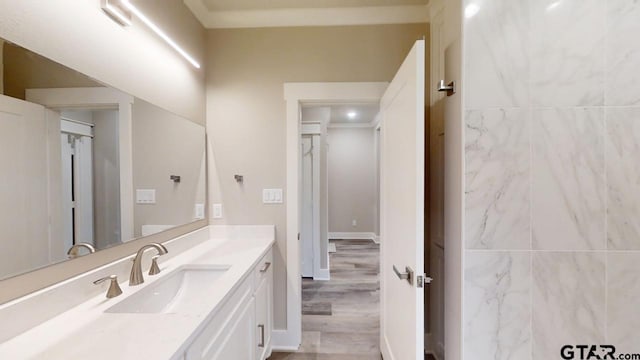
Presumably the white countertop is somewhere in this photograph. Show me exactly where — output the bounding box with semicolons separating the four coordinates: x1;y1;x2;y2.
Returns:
0;229;274;360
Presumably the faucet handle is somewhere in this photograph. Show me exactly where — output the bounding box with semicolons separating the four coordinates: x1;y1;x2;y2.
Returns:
93;275;123;299
149;255;161;276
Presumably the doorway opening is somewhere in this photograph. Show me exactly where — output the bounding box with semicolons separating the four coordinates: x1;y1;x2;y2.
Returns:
59;108;121;258
277;40;446;360
296;102;383;356
299;103;381;282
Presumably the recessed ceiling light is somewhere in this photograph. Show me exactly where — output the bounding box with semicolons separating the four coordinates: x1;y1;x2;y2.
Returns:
347;111;357;119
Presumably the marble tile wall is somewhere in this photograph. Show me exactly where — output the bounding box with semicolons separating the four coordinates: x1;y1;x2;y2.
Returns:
463;0;640;358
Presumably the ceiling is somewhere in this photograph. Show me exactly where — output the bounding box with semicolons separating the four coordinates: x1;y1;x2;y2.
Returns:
201;0;429;12
303;104;380;124
184;0;430;29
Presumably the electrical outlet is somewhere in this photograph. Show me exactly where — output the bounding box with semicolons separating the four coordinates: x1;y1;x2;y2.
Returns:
212;203;223;219
194;203;205;219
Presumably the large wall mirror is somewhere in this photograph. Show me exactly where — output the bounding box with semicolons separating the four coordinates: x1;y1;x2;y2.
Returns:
0;37;206;281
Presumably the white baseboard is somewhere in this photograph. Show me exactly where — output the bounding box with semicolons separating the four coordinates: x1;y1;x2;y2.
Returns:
328;232;376;240
271;330;299;352
314;268;330;281
424;332;444;360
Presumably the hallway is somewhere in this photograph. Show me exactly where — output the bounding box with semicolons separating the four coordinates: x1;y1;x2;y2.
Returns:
270;239;381;360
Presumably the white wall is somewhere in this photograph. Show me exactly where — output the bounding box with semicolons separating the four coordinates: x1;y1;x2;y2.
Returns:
0;0;205;124
327;127;376;233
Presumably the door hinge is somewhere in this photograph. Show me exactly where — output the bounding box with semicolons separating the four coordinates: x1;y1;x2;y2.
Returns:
417;274;433;288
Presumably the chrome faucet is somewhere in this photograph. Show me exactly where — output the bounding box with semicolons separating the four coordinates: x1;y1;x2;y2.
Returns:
129;243;168;286
67;242;96;258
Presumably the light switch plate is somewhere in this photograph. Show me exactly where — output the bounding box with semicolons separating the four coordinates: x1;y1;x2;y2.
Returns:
263;189;283;204
212;203;223;219
136;189;156;204
195;203;205;219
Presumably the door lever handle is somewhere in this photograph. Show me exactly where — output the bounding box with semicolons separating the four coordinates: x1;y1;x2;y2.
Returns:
437;80;456;96
393;265;414;285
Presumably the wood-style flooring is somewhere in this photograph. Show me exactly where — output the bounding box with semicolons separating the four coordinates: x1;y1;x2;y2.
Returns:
269;239;381;360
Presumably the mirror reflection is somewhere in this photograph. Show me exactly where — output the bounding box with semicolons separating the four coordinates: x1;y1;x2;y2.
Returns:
0;38;206;280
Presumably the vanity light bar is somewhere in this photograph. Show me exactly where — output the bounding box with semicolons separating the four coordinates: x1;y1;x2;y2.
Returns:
101;0;132;26
120;0;201;69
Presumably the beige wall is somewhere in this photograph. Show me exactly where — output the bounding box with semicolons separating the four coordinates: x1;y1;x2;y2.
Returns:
328;127;376;233
132;99;206;238
0;0;205;124
206;23;428;329
2;43;101;100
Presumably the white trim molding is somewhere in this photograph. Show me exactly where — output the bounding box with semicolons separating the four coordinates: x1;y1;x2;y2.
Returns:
271;330;300;352
314;268;330;281
184;1;429;29
327;121;376;129
301;122;322;135
328;232;377;241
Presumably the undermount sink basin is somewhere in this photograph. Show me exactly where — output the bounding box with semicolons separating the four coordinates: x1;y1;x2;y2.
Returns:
106;264;230;314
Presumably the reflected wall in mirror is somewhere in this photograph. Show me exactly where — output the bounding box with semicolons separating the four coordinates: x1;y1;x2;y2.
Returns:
0;38;206;280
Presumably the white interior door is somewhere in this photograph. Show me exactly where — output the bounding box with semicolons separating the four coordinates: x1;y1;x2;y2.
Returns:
0;95;50;277
380;40;426;360
300;136;314;277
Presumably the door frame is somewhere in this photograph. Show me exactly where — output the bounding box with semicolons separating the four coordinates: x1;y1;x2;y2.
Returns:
300;126;323;280
276;82;388;350
25;87;135;242
60;120;95;253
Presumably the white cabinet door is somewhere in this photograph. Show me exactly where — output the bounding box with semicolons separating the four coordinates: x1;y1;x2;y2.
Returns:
255;276;272;360
205;297;256;360
185;277;256;360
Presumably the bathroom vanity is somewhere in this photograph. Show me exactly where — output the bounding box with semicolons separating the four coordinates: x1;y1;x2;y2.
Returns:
0;226;274;360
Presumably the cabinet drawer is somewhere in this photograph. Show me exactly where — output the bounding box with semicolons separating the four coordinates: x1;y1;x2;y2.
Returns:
254;249;273;283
